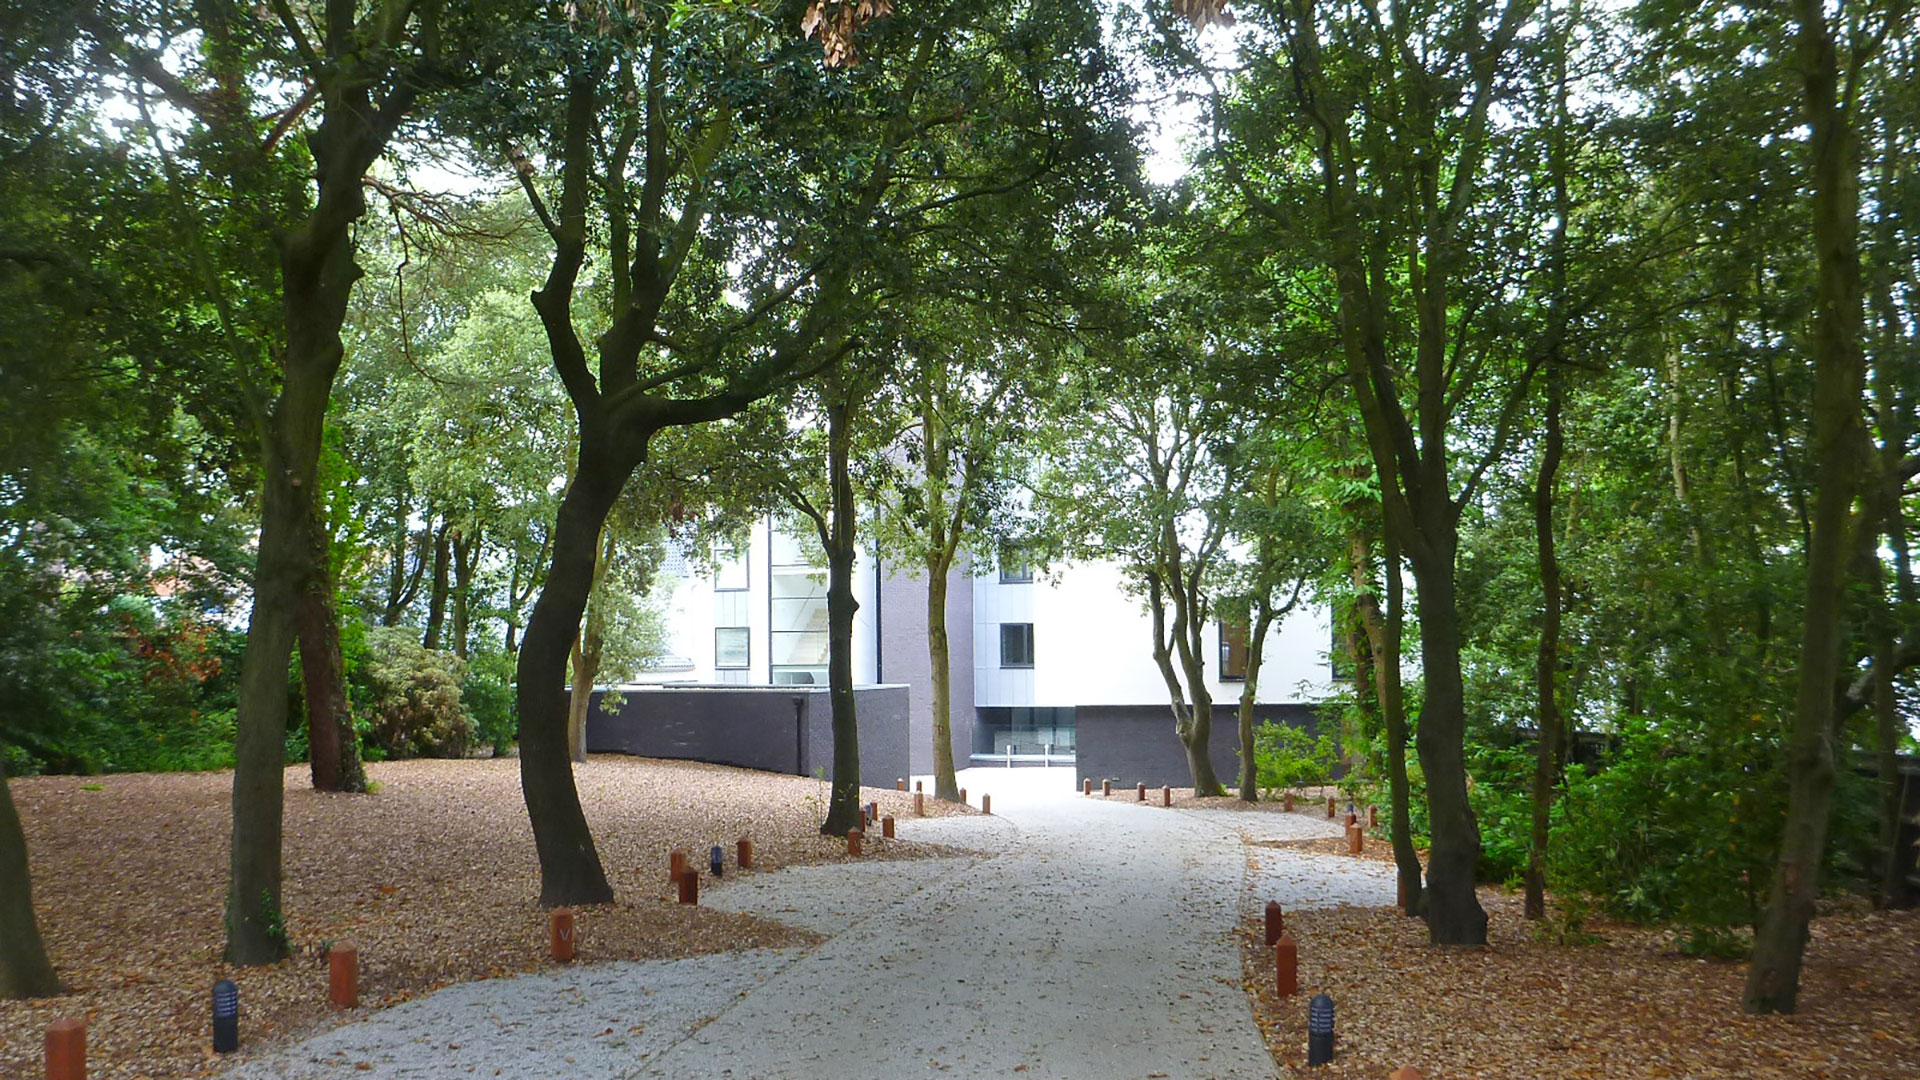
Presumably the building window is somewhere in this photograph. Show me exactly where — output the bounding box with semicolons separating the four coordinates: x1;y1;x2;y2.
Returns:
1219;619;1249;681
714;627;750;669
998;543;1032;583
1000;623;1035;668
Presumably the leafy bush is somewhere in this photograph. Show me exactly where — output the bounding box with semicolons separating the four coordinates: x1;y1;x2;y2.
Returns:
1254;722;1340;793
358;627;472;758
460;648;517;755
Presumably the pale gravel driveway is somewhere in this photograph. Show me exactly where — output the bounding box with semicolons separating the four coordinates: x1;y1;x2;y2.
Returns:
225;768;1378;1080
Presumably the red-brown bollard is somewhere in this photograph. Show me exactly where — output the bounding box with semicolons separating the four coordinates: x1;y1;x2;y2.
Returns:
1345;810;1357;828
1137;782;1147;801
1283;792;1294;812
981;794;991;815
1388;1069;1425;1080
915;780;924;793
1368;805;1379;829
45;1017;85;1080
1083;778;1093;796
677;867;699;904
897;778;906;791
1102;779;1112;796
847;828;863;856
882;815;896;839
550;907;576;963
1264;900;1285;947
914;791;925;816
1274;935;1298;996
959;787;967;805
328;943;358;1009
1326;796;1336;818
669;848;688;883
1348;824;1364;855
737;836;754;871
1161;785;1171;807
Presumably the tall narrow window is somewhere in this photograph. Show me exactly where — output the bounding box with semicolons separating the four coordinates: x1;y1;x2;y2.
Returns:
1000;623;1035;668
1219;619;1249;681
714;543;749;591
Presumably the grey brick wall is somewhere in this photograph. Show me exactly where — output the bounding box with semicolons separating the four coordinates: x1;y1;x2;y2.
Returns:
585;684;910;784
1075;703;1325;790
875;561;973;777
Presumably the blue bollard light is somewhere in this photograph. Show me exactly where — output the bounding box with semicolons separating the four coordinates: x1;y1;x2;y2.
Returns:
212;978;239;1053
1306;992;1335;1066
710;844;724;877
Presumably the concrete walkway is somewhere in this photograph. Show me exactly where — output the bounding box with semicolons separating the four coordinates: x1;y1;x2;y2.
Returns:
227;769;1388;1080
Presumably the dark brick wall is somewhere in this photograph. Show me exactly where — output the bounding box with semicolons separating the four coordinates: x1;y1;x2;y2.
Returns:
586;684;910;783
875;562;973;777
1075;703;1325;790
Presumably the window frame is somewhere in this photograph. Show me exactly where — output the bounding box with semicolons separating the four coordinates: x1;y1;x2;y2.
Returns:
713;626;750;670
999;622;1035;669
1218;618;1250;682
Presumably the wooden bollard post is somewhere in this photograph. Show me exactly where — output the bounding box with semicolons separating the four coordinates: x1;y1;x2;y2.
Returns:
1264;900;1285;947
1368;805;1378;829
1137;782;1147;801
1348;824;1364;855
882;815;895;838
981;794;991;815
1274;935;1298;996
914;791;925;816
847;828;863;856
677;867;699;904
1161;785;1171;807
959;787;967;805
1345;810;1357;828
1083;778;1093;796
1102;779;1112;796
45;1017;85;1080
1283;792;1294;812
737;836;754;871
1326;796;1336;818
669;848;688;883
550;908;575;962
328;943;358;1009
915;780;924;793
897;778;906;791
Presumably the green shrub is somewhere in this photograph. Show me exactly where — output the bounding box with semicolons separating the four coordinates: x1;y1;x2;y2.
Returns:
1254;722;1340;793
460;648;517;755
359;627;472;758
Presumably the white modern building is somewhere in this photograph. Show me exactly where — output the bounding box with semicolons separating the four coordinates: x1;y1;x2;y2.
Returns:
644;516;1340;781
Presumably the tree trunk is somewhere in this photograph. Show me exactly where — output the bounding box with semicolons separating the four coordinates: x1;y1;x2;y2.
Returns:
1407;520;1488;946
1237;607;1275;803
0;755;61;999
296;494;365;794
1355;524;1424;916
1525;365;1566;920
451;527;476;659
1744;0;1866;1014
566;529;613;764
422;518;452;651
515;449;623;908
926;555;961;801
820;397;864;836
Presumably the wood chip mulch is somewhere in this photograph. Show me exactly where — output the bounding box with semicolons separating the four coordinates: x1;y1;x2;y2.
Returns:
1239;879;1920;1079
1;756;972;1079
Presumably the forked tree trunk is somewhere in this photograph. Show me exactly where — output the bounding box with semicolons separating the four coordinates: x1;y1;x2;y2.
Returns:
296;495;365;794
0;755;61;998
820;397;864;836
451;528;476;659
1743;0;1866;1014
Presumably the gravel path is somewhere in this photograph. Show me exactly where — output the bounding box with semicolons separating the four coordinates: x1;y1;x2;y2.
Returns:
225;770;1378;1080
